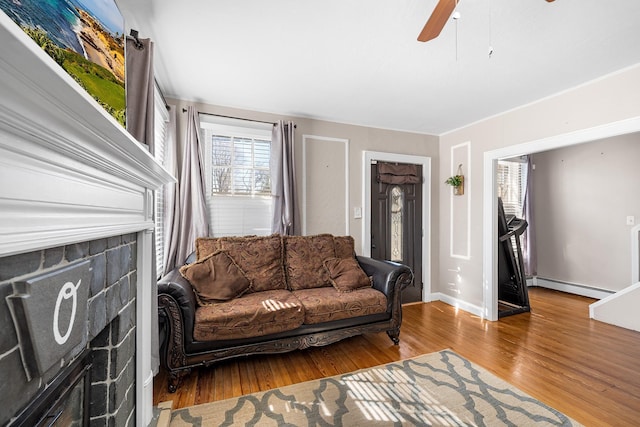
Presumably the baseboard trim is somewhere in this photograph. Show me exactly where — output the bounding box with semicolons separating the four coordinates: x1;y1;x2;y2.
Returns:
430;292;484;318
530;277;615;300
430;278;616;319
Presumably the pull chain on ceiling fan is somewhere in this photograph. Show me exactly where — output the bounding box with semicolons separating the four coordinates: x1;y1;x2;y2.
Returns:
417;0;556;43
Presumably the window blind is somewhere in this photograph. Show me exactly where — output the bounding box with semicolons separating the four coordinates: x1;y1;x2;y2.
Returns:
153;88;169;277
497;159;526;218
497;159;528;254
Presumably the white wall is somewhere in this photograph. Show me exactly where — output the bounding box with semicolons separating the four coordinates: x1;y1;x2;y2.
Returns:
439;64;640;311
590;283;640;331
532;134;640;292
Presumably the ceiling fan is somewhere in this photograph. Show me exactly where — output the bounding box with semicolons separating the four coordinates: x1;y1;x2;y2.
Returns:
417;0;556;42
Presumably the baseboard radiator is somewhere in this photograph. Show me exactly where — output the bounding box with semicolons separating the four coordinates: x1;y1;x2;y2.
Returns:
528;277;614;300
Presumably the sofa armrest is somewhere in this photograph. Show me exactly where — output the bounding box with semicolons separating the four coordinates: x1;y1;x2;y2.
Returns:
157;268;196;352
356;255;413;311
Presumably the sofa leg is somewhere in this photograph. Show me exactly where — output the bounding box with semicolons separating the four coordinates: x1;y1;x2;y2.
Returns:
386;329;400;345
168;368;191;393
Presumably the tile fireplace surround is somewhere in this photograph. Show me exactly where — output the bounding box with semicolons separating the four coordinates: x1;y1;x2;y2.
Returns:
1;235;138;426
0;12;174;427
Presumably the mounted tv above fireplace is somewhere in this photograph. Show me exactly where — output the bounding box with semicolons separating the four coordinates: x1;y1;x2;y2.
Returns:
0;0;126;126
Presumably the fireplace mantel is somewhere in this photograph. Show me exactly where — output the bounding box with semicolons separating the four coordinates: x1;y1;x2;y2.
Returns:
0;12;174;426
0;11;174;257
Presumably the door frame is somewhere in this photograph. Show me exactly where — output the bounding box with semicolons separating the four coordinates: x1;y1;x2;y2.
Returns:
363;151;432;302
482;116;640;321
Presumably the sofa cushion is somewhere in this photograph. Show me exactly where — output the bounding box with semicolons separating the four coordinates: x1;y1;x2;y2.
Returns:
218;235;286;292
284;234;336;290
196;235;261;261
180;250;251;305
194;290;304;341
195;237;224;261
292;287;387;324
333;235;356;259
324;257;372;292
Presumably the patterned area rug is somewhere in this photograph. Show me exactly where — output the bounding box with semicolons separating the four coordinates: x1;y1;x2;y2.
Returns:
170;350;581;426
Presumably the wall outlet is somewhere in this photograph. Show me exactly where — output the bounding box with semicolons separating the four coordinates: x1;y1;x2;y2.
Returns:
627;216;635;226
354;207;362;219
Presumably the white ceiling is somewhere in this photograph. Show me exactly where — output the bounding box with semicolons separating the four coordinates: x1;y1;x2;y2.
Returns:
118;0;640;135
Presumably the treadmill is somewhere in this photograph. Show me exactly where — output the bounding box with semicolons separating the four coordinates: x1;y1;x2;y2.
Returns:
497;197;530;318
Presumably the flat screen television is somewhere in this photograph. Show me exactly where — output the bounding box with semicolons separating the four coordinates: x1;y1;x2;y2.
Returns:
0;0;125;126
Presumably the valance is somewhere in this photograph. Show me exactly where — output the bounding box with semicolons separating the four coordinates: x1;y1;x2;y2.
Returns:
377;162;422;185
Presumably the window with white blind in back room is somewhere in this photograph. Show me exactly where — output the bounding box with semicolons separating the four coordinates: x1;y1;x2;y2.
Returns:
497;158;527;254
497;159;526;218
201;119;273;238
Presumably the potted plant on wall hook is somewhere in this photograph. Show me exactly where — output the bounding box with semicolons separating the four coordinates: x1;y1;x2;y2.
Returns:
445;164;465;195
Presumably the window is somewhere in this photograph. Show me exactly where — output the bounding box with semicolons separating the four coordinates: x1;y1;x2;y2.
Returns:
497;158;528;255
200;116;273;237
153;86;169;277
209;135;271;195
390;186;404;262
497;158;527;218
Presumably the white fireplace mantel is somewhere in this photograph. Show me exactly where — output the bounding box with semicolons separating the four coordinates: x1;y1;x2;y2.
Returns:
0;12;174;257
0;12;174;426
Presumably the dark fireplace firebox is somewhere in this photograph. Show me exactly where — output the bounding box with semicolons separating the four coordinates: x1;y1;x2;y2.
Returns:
11;350;91;427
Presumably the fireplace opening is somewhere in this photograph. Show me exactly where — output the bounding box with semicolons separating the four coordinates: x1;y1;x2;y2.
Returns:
11;350;91;427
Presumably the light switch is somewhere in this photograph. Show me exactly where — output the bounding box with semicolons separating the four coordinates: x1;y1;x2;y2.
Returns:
354;207;362;219
627;216;635;226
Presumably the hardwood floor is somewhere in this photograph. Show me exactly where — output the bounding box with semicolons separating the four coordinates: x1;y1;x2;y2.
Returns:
153;288;640;426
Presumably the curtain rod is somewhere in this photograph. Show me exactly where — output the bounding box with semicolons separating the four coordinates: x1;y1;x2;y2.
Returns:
154;80;169;111
182;109;296;128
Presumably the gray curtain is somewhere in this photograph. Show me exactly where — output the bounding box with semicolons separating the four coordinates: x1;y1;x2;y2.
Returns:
271;120;299;235
125;35;159;374
522;155;537;277
162;106;181;275
126;37;154;154
175;106;210;263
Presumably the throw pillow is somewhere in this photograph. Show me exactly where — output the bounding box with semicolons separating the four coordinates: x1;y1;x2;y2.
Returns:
180;250;251;305
284;234;336;290
195;236;223;261
323;257;372;293
219;234;286;292
196;235;259;260
333;235;356;259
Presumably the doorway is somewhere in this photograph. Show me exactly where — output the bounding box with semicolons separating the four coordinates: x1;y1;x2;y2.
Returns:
482;117;640;321
362;151;431;303
371;163;423;303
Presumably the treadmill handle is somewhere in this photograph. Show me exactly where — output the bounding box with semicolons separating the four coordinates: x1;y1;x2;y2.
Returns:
498;220;528;242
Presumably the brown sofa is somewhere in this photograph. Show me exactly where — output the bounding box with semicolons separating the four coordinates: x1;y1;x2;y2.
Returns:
157;234;413;392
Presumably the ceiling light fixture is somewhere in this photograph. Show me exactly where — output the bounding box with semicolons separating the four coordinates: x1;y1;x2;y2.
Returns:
487;0;494;58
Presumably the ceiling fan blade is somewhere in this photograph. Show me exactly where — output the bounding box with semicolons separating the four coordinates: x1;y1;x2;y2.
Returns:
417;0;459;42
